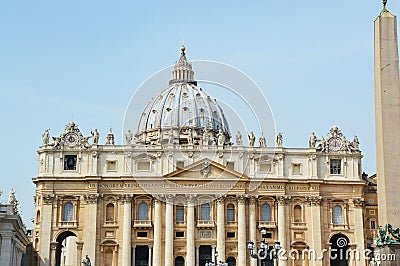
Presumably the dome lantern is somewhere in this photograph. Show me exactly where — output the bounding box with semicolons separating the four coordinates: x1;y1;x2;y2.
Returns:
169;45;195;85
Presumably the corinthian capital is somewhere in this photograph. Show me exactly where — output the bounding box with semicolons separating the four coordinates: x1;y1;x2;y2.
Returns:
249;195;258;204
42;194;55;204
306;196;323;205
352;197;365;208
83;193;99;204
216;195;226;205
185;194;197;204
236;195;247;204
276;195;291;205
117;194;133;203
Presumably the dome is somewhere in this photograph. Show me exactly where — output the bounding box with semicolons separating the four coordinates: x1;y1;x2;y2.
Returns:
135;46;231;145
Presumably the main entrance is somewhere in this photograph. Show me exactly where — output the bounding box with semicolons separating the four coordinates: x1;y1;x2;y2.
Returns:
135;246;149;266
199;245;212;266
330;234;349;266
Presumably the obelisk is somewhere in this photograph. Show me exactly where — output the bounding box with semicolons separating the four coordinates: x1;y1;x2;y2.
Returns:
374;0;400;258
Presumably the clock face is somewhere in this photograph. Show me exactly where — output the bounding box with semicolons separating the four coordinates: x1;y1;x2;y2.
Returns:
329;137;342;151
65;133;78;146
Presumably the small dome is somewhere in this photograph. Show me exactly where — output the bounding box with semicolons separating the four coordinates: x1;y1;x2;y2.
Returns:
135;47;231;145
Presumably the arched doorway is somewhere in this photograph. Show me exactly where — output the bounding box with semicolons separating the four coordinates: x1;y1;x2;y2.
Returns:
175;256;185;266
330;234;349;266
226;256;236;266
55;231;78;266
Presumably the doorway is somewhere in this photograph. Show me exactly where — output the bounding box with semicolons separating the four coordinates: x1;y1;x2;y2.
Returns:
135;246;149;266
330;234;349;266
199;245;212;266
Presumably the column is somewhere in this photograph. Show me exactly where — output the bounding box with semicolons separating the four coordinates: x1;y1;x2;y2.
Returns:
307;196;322;266
249;196;257;266
196;246;200;266
165;196;174;266
277;196;289;266
216;197;226;262
148;246;152;266
212;245;216;264
353;198;365;266
186;195;196;266
237;195;247;266
39;195;54;266
131;245;135;266
76;241;84;266
50;242;58;266
153;199;162;266
121;195;132;266
83;194;99;265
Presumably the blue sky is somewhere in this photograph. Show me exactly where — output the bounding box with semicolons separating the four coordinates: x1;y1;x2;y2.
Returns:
0;1;397;225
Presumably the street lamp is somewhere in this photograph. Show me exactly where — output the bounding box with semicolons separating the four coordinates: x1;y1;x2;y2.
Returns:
248;228;282;263
205;249;228;266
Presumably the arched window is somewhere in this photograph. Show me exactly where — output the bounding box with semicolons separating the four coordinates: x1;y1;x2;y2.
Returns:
63;202;74;221
34;238;39;249
333;205;343;224
175;256;185;266
106;203;115;222
227;204;235;222
36;210;41;223
176;205;184;223
226;257;236;266
261;203;271;222
200;203;211;221
138;202;148;221
294;205;302;223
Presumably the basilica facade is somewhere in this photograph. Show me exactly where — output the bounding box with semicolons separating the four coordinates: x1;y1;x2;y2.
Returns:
32;47;366;266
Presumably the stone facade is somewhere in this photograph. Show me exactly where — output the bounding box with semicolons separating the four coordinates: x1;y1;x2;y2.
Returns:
0;190;30;266
363;174;378;250
32;48;368;266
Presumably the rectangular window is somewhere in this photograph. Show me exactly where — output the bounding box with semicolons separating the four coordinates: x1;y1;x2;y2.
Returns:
292;163;301;175
371;220;376;229
176;161;184;170
176;206;184;223
226;162;234;171
137;232;148;238
137;161;150;171
260;163;271;172
227;232;235;238
64;155;77;171
175;231;184;238
106;160;117;171
227;209;235;222
330;159;342;175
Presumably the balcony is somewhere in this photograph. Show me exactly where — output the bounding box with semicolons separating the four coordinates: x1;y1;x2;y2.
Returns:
291;222;307;229
330;223;349;230
197;220;215;228
104;220;118;227
175;220;186;227
258;221;277;229
133;220;152;228
59;221;78;228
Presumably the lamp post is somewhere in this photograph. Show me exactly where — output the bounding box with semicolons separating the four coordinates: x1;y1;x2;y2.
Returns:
248;228;281;265
205;249;228;266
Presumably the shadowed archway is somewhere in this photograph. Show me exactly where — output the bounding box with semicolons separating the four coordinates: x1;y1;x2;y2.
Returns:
55;231;78;266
